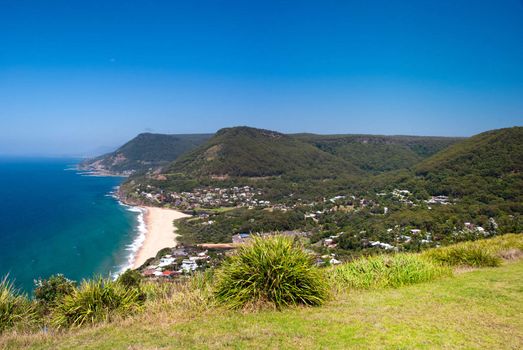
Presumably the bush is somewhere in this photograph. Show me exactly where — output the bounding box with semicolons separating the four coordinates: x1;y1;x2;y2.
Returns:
423;246;501;267
330;254;451;290
214;235;328;309
422;233;523;267
34;274;76;311
51;277;144;328
0;277;38;333
116;269;142;289
473;233;523;255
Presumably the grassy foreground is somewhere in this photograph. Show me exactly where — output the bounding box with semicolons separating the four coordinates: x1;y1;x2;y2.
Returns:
2;259;522;349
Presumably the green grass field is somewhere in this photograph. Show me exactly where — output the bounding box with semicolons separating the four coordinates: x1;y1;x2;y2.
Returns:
4;259;523;349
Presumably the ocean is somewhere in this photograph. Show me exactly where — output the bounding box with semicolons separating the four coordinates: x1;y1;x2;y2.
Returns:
0;157;143;294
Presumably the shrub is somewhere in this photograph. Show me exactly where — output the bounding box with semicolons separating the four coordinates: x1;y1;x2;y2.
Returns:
423;246;501;267
214;235;328;309
34;274;76;311
116;269;142;289
422;233;523;268
422;234;523;267
155;248;172;259
51;277;144;328
330;254;451;290
140;280;174;302
0;277;38;333
473;233;523;255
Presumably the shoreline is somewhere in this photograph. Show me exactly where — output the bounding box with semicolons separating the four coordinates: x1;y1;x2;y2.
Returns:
110;186;190;274
129;206;190;269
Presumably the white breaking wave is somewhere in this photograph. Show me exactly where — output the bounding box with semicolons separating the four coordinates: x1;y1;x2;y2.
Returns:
112;194;147;279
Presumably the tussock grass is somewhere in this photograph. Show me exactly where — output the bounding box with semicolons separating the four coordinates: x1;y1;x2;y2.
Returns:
330;253;451;290
214;235;329;309
1;234;521;340
423;246;501;267
51;277;144;328
0;277;37;333
422;234;523;267
3;261;523;350
141;270;214;314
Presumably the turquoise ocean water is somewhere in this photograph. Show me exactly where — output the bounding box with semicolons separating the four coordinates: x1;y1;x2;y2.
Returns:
0;157;143;293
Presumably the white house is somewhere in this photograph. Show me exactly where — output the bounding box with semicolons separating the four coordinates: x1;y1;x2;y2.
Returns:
158;257;175;267
181;259;198;272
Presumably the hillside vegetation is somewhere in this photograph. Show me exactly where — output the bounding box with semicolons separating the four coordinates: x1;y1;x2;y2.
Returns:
415;126;523;203
168;127;361;179
296;133;462;173
80;133;212;174
124;126;369;200
2;234;522;349
84;128;462;177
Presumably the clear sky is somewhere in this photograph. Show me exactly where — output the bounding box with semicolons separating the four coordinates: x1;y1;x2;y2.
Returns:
1;0;522;156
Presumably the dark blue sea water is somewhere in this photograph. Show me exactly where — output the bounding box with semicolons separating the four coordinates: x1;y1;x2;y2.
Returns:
0;157;141;293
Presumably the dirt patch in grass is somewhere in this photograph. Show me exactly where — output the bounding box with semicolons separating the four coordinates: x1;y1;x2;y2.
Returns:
454;266;478;274
498;248;523;261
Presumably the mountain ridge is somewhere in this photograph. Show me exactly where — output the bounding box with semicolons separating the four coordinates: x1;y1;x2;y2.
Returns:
82;126;464;177
79;132;212;175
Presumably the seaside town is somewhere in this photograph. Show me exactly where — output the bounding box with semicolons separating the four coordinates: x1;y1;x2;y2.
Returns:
131;183;456;213
131;184;272;210
130;183;496;277
137;245;223;278
136;193;495;280
140;218;495;280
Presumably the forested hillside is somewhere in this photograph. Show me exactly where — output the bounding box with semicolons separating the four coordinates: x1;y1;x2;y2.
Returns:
167;127;361;178
296;134;462;172
415;127;523;202
79;133;212;174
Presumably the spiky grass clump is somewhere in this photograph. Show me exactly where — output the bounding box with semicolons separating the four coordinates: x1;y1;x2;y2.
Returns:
51;277;144;328
0;277;38;333
214;236;328;309
470;233;523;258
423;245;501;267
330;254;451;290
421;234;523;268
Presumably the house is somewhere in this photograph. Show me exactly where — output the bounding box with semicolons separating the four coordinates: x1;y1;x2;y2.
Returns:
323;238;333;246
172;248;187;257
399;235;411;242
142;269;156;277
232;233;251;244
181;259;198;272
158;257;175;267
427;195;450;205
370;241;395;250
329;258;341;265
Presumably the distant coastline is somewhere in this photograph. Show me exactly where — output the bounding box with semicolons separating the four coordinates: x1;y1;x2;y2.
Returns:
75;164;130;177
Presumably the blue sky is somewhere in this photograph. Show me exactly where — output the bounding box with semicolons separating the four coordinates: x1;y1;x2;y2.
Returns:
1;0;522;156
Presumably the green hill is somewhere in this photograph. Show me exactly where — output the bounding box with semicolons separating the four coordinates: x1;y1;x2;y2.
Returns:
166;126;362;179
415;127;523;203
296;133;462;173
82;128;463;177
80;133;212;174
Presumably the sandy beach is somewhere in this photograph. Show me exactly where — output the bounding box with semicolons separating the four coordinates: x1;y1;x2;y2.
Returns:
132;207;190;269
